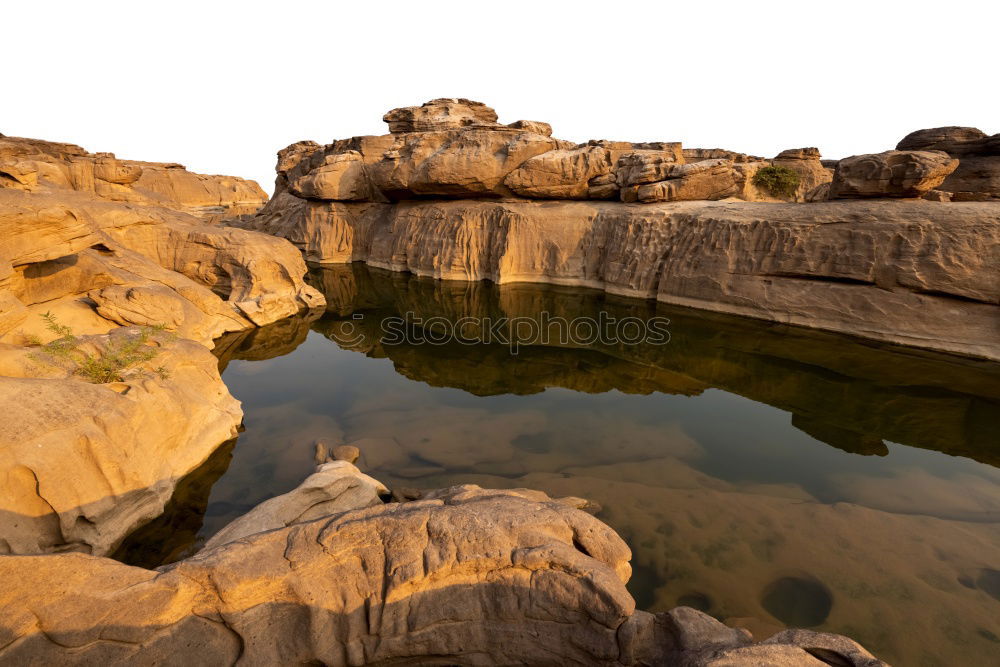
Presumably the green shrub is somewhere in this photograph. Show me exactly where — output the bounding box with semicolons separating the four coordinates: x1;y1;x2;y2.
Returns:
28;312;171;383
753;165;800;198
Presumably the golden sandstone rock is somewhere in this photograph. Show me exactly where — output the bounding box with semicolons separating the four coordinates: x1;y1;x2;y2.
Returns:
0;135;267;221
0;136;324;556
828;150;959;199
0;481;887;666
896;126;1000;200
239;100;998;362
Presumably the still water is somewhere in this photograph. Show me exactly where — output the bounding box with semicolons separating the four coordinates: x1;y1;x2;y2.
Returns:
117;265;1000;666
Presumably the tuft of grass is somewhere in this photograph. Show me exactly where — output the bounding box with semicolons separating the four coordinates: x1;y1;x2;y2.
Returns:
28;312;171;384
753;165;800;198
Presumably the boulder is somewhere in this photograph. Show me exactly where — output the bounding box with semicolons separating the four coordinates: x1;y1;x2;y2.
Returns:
896;126;996;156
615;147;686;188
383;97;499;133
506;119;553;136
772;147;834;201
897;126;1000;199
0;484;887;665
288;150;372;201
828;150;958;199
504;141;632;199
0;333;242;556
93;156;143;185
626;159;742;202
369;126;559;198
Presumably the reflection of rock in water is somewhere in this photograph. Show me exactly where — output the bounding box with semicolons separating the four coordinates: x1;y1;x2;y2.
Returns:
308;264;1000;466
213;306;323;371
112;439;237;568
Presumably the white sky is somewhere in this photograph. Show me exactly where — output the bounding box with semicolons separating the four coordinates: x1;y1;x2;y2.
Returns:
6;1;996;194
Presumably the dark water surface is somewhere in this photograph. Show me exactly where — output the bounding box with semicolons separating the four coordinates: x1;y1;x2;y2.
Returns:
117;265;1000;666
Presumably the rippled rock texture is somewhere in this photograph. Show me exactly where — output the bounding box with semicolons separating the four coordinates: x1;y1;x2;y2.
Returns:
0;135;324;556
0;481;887;666
244;196;1000;360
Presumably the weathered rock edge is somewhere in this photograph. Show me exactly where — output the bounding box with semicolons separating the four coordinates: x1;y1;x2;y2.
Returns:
1;136;326;557
0;483;887;666
240;196;1000;361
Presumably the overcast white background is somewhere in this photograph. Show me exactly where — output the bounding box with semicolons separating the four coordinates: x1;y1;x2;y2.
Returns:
5;1;996;193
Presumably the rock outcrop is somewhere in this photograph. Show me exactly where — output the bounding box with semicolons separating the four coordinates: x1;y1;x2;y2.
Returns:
0;483;886;666
201;460;387;551
828;150;958;199
0;136;325;555
240;100;998;360
255;99;794;207
897;126;1000;200
241;196;1000;361
0;135;268;221
772;147;833;201
0;332;241;556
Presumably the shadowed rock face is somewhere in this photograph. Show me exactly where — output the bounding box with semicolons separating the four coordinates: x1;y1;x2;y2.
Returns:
896;126;1000;200
828;150;958;199
241;196;1000;361
0;484;887;666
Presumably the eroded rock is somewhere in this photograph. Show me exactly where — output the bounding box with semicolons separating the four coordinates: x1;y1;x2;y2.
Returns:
0;484;887;666
828;150;959;199
0;333;241;556
897;126;1000;200
383;97;500;132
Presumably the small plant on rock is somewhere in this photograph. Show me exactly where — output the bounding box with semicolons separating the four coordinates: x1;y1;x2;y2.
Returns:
753;165;800;198
28;312;172;384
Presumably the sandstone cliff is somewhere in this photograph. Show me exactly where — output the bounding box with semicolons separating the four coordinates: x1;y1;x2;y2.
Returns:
238;99;999;361
0;136;324;556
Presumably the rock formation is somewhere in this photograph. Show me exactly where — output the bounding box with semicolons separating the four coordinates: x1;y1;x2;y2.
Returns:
772;147;833;201
201;460;387;551
896;126;1000;200
242;196;1000;361
0;333;241;556
827;150;958;199
0;136;325;556
0;135;268;221
239;100;999;361
0;478;887;666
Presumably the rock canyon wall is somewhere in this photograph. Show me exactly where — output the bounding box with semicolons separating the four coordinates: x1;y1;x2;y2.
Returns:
238;99;1000;361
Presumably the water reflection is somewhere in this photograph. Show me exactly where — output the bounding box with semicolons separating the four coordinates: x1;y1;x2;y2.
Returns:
127;264;1000;666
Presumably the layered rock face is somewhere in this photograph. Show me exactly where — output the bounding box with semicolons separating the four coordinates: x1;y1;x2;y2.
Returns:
828;150;958;199
244;196;1000;361
0;136;324;555
242;99;998;360
262;99;782;206
0;135;268;221
896;126;1000;200
0;479;886;666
